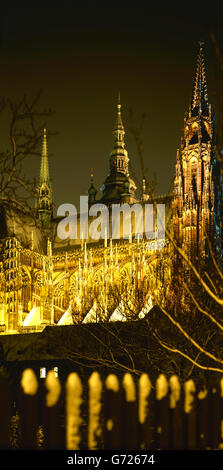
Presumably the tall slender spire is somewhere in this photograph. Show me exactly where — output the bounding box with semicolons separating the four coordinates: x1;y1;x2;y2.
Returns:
191;42;209;115
114;91;125;142
40;128;50;184
37;128;53;227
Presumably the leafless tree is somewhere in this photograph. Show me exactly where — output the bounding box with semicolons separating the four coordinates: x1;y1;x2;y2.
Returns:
0;90;55;217
128;108;157;198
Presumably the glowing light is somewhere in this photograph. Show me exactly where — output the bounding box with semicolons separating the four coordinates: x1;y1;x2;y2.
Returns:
109;302;126;322
40;367;46;378
138;296;153;319
82;301;97;323
23;306;41;326
57;306;73;325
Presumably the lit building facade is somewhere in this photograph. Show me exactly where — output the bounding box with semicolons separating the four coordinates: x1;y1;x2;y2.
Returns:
172;42;223;256
0;44;221;334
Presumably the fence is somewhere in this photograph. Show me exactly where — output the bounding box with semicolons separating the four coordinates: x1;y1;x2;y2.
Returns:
0;369;223;450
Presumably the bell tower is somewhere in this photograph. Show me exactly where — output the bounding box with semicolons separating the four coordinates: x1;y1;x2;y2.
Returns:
172;42;223;256
100;93;137;203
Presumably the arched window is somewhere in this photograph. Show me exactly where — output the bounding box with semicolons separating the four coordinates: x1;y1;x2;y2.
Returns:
191;160;197;181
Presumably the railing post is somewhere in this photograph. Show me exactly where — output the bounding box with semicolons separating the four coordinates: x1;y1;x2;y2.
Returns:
155;374;169;449
169;375;182;449
65;372;83;450
184;379;196;449
197;378;208;449
138;373;154;449
122;373;139;449
42;370;62;449
88;371;103;450
208;376;222;449
18;368;39;449
0;373;12;449
104;374;121;449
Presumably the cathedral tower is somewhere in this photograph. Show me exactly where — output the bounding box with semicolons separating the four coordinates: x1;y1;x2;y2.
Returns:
37;128;53;227
100;93;137;203
172;42;223;256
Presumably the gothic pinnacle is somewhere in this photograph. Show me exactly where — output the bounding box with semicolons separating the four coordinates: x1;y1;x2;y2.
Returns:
90;168;94;183
40;128;50;184
191;41;209;115
37;127;53;226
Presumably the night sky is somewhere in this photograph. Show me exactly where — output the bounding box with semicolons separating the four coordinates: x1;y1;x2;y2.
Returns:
1;2;223;211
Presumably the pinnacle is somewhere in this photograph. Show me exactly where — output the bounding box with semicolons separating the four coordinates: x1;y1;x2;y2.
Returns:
191;42;209;115
40;128;50;185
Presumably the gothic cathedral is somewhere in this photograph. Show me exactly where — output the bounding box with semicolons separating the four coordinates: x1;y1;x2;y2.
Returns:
0;43;222;334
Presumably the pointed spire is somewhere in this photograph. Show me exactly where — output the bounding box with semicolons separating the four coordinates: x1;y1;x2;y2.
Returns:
100;94;136;203
40;128;50;184
113;91;125;144
37;128;53;226
109;92;129;176
191;42;209;115
90;168;94;184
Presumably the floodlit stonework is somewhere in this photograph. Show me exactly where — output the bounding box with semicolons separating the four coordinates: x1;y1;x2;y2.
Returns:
0;44;221;334
172;42;223;256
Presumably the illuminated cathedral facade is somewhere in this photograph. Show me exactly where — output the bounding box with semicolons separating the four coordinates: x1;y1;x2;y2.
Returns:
0;43;222;334
172;42;222;257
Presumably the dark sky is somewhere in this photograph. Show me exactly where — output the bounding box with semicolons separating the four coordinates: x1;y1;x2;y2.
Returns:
1;1;223;210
